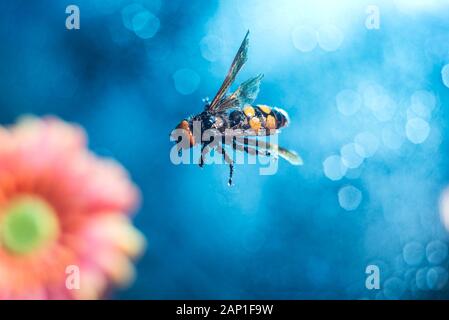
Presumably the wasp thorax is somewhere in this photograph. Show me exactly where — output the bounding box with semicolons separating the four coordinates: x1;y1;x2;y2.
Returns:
229;110;245;127
204;115;216;129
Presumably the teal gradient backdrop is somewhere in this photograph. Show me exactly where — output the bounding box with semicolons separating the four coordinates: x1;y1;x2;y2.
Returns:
1;0;449;299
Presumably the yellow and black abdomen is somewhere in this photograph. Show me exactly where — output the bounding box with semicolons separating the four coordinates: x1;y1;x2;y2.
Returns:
257;104;290;129
241;104;290;134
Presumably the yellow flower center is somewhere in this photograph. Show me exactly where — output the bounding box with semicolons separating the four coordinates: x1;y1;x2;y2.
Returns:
0;195;59;255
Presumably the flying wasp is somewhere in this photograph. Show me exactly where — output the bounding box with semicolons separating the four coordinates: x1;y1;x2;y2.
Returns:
171;31;303;185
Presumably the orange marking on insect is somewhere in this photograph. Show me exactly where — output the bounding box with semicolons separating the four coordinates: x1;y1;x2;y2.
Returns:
243;106;255;118
258;105;272;114
266;115;276;129
249;117;261;132
176;120;195;147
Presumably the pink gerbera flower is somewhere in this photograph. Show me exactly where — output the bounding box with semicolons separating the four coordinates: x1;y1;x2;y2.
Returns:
0;116;145;299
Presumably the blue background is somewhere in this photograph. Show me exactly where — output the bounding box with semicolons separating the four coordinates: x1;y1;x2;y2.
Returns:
1;0;449;299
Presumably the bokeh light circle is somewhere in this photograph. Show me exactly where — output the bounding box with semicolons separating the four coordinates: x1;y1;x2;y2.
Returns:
383;277;406;299
340;143;363;169
426;266;448;290
403;242;425;266
200;35;224;62
410;90;436;120
354;132;379;158
426;240;448;265
442;64;449;88
405;118;430;144
323;155;347;181
336;89;361;116
132;10;160;39
372;95;397;122
291;26;317;52
173;68;201;95
440;188;449;232
122;3;146;31
416;267;429;290
317;25;344;52
338;185;362;211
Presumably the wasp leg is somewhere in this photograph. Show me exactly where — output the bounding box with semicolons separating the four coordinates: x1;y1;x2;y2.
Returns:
216;144;234;186
199;132;221;167
221;137;271;156
239;137;276;156
233;139;271;157
176;142;182;157
241;137;303;165
240;137;268;149
199;143;211;168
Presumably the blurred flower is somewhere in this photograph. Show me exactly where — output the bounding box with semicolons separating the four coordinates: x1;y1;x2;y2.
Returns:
0;116;145;299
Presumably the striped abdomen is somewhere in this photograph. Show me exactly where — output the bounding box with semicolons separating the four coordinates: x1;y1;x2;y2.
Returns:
234;104;290;135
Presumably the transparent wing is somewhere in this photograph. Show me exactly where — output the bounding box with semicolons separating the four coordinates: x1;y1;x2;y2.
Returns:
238;137;304;165
234;73;263;105
208;31;250;112
215;74;264;112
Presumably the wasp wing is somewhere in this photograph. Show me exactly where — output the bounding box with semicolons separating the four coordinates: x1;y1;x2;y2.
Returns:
235;73;264;105
208;31;250;112
215;74;264;112
236;137;304;165
270;144;303;165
